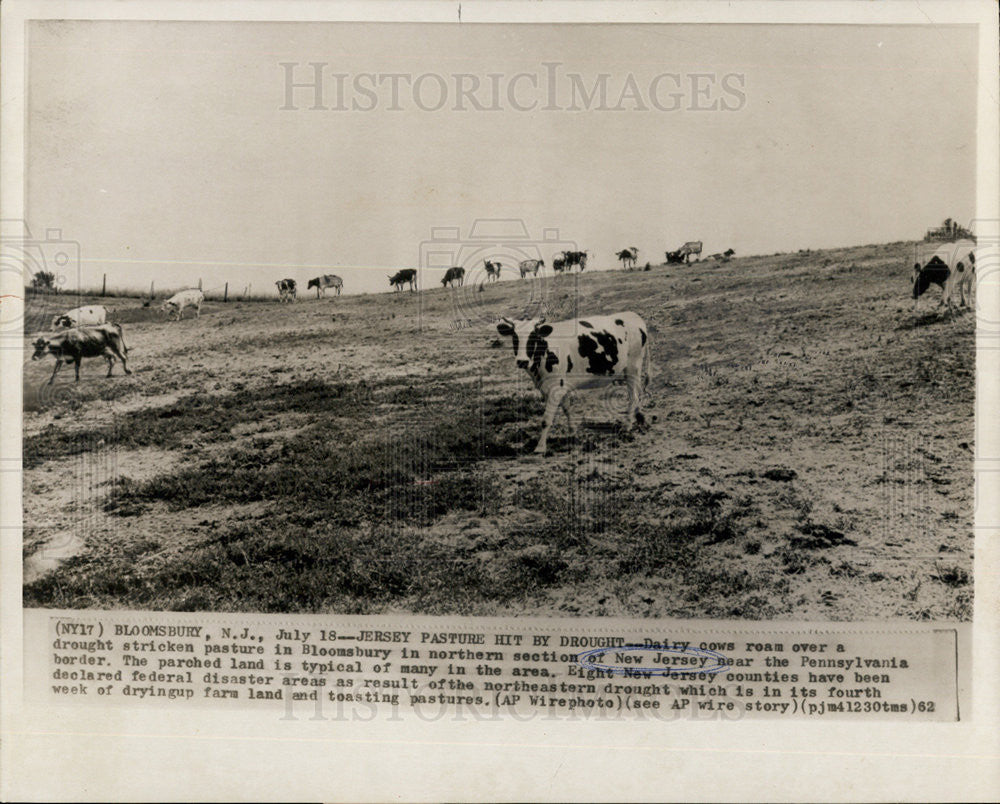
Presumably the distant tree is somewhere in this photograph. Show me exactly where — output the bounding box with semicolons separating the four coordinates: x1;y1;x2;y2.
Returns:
31;271;56;291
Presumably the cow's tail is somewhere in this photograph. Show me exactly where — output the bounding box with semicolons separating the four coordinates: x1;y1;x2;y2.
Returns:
114;322;128;353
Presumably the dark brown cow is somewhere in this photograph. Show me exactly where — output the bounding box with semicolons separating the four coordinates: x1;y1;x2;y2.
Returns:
441;266;465;288
389;269;418;292
31;324;131;384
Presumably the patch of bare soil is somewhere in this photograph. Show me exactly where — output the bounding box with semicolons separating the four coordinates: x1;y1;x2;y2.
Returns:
22;242;973;618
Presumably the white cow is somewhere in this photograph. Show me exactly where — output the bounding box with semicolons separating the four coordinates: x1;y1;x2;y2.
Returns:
161;289;204;321
51;305;107;329
496;312;650;455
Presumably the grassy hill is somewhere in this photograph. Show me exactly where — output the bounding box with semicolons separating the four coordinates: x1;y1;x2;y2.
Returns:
21;241;974;619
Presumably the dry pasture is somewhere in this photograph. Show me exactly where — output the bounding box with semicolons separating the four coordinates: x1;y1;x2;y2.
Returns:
21;241;974;619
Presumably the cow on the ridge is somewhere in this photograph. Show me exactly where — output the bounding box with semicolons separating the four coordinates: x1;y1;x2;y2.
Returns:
51;305;107;329
441;266;465;288
276;278;297;302
389;269;418;292
561;250;588;272
912;242;977;314
32;323;131;384
496;312;650;455
518;259;544;279
484;260;502;283
161;289;204;321
307;274;343;298
616;247;639;270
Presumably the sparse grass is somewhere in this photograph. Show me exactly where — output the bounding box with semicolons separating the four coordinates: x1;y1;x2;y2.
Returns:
22;239;974;618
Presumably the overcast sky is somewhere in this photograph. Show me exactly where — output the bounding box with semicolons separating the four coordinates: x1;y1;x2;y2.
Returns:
26;21;977;296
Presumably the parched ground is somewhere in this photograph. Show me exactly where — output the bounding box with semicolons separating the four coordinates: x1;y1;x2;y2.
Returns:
21;241;974;619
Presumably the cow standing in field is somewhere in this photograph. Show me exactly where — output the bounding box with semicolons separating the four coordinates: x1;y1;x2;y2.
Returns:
51;305;107;329
496;312;650;455
616;247;639;270
441;266;465;288
32;323;131;384
561;250;589;272
276;278;297;302
161;289;204;321
519;259;544;279
307;274;343;298
553;257;566;274
389;269;418;292
912;242;977;314
484;260;502;283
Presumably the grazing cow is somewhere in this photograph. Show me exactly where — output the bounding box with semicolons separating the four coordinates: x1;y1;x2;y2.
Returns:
441;266;465;288
518;259;544;279
912;242;977;314
51;305;107;329
307;274;343;298
561;250;588;272
161;289;204;321
389;269;418;292
496;312;650;455
276;278;297;302
484;260;502;282
553;256;567;273
616;247;639;270
666;241;703;264
32;323;131;384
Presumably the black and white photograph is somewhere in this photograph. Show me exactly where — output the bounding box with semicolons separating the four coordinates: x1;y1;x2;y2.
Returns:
15;18;980;620
2;1;998;800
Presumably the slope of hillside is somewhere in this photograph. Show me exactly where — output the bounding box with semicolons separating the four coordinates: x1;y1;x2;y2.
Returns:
21;242;974;619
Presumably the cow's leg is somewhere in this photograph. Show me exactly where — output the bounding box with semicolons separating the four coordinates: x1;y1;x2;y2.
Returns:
47;358;63;385
196;302;201;317
534;385;568;455
559;394;577;438
74;357;82;382
104;353;115;377
625;367;645;429
115;346;131;375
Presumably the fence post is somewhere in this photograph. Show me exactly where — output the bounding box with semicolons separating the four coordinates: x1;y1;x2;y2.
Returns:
150;280;154;299
198;278;203;291
101;274;107;296
223;282;228;302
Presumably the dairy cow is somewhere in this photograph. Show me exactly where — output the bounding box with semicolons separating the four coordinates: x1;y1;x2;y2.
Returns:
389;269;418;292
484;260;502;282
441;266;465;288
912;242;977;314
161;289;204;321
308;274;343;298
32;323;131;384
496;312;650;455
518;259;544;279
276;278;297;302
51;305;107;329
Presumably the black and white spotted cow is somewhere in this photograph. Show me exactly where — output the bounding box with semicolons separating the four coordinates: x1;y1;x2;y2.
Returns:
484;260;502;282
912;242;977;314
496;312;650;455
518;259;544;279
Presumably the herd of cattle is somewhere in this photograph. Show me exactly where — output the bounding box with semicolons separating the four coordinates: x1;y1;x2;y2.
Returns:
26;241;980;454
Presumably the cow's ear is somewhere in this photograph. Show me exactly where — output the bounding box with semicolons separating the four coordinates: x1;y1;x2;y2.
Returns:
497;322;514;337
535;323;553;337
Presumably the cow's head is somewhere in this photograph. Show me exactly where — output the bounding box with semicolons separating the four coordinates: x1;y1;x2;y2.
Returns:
497;317;552;371
51;315;72;329
161;301;178;317
31;337;51;360
307;278;319;289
